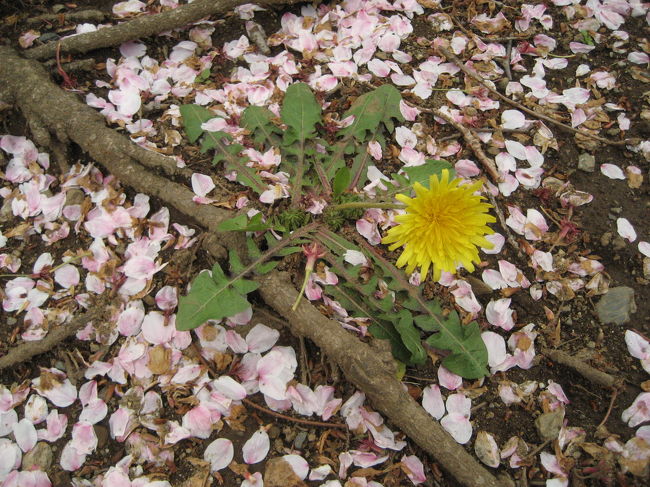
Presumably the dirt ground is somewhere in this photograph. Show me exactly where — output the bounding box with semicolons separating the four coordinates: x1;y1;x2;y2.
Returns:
0;1;649;487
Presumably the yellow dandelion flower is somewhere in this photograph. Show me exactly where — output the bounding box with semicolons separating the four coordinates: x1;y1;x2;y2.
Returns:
382;169;496;281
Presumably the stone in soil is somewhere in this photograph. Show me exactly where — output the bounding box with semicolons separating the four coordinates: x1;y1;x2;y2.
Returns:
22;442;53;471
578;153;596;172
595;286;637;325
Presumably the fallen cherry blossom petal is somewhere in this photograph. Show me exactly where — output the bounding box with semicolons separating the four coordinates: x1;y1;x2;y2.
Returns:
600;163;625;179
242;428;270;464
617;218;637;242
204;438;234;471
401;454;426;485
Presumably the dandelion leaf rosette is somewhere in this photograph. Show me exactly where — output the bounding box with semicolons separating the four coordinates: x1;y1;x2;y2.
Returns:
179;104;266;195
176;256;258;331
179;104;214;143
420;310;489;379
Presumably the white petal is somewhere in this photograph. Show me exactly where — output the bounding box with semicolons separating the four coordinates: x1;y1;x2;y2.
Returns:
242;429;270;464
617;218;637;242
600;164;625;180
204;438;234;471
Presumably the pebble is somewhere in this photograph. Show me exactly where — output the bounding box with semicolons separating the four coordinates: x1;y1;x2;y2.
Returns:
595;286;637;325
578;153;595;172
22;442;53;471
600;232;612;247
611;237;627;251
644;258;650;280
535;409;564;441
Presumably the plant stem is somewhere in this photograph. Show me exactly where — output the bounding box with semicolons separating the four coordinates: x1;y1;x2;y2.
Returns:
330;201;406;211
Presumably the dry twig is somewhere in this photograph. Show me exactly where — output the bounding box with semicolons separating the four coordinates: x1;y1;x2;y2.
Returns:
416;104;501;182
436;44;633;147
543;349;618;389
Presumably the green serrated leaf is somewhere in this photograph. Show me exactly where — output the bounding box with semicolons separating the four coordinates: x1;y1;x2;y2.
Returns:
392;310;426;364
424;311;488;379
281;82;321;145
195;68;211;83
338;84;404;141
241;106;281;147
218;213;272;232
179;104;214;143
332;167;351;197
176;262;253;331
403;160;454;189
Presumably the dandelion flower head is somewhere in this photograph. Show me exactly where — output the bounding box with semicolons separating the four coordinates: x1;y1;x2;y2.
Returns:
382;169;495;281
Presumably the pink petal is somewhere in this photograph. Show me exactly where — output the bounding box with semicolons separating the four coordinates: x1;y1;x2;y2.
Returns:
71;421;97;455
155;286;178;311
141;311;174;345
191;173;215;197
454;159;480;177
242;429;270;464
367;59;391;77
182;405;213;439
481;331;508;368
617;217;637;242
501;110;526;129
204;438;234;471
402;455;427;485
626;330;650;360
282;454;309;479
438;366;462;390
245;324;279;353
212;376;247;400
54;264;80;288
600;163;625;179
505;140;527;160
422;385;445;420
13;418;37;452
60;442;87;471
639;241;650;257
441;413;473;444
486;298;515;331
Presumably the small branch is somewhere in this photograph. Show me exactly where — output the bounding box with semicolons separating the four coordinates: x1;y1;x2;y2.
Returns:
486;191;525;260
416;105;501;182
25;0;296;60
503;40;513;81
435;45;632;147
0;307;104;370
26;9;106;26
242;398;347;429
543;349;618;389
596;388;619;430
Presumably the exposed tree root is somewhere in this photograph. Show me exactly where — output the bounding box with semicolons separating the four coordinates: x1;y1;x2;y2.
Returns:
0;45;232;260
24;0;296;60
435;44;634;147
259;271;511;487
0;46;510;487
0;306;105;370
543;349;618;389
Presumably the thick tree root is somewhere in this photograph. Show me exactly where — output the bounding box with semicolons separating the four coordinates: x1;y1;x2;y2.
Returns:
0;46;509;487
259;271;510;487
0;307;104;370
0;45;232;259
24;0;295;60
